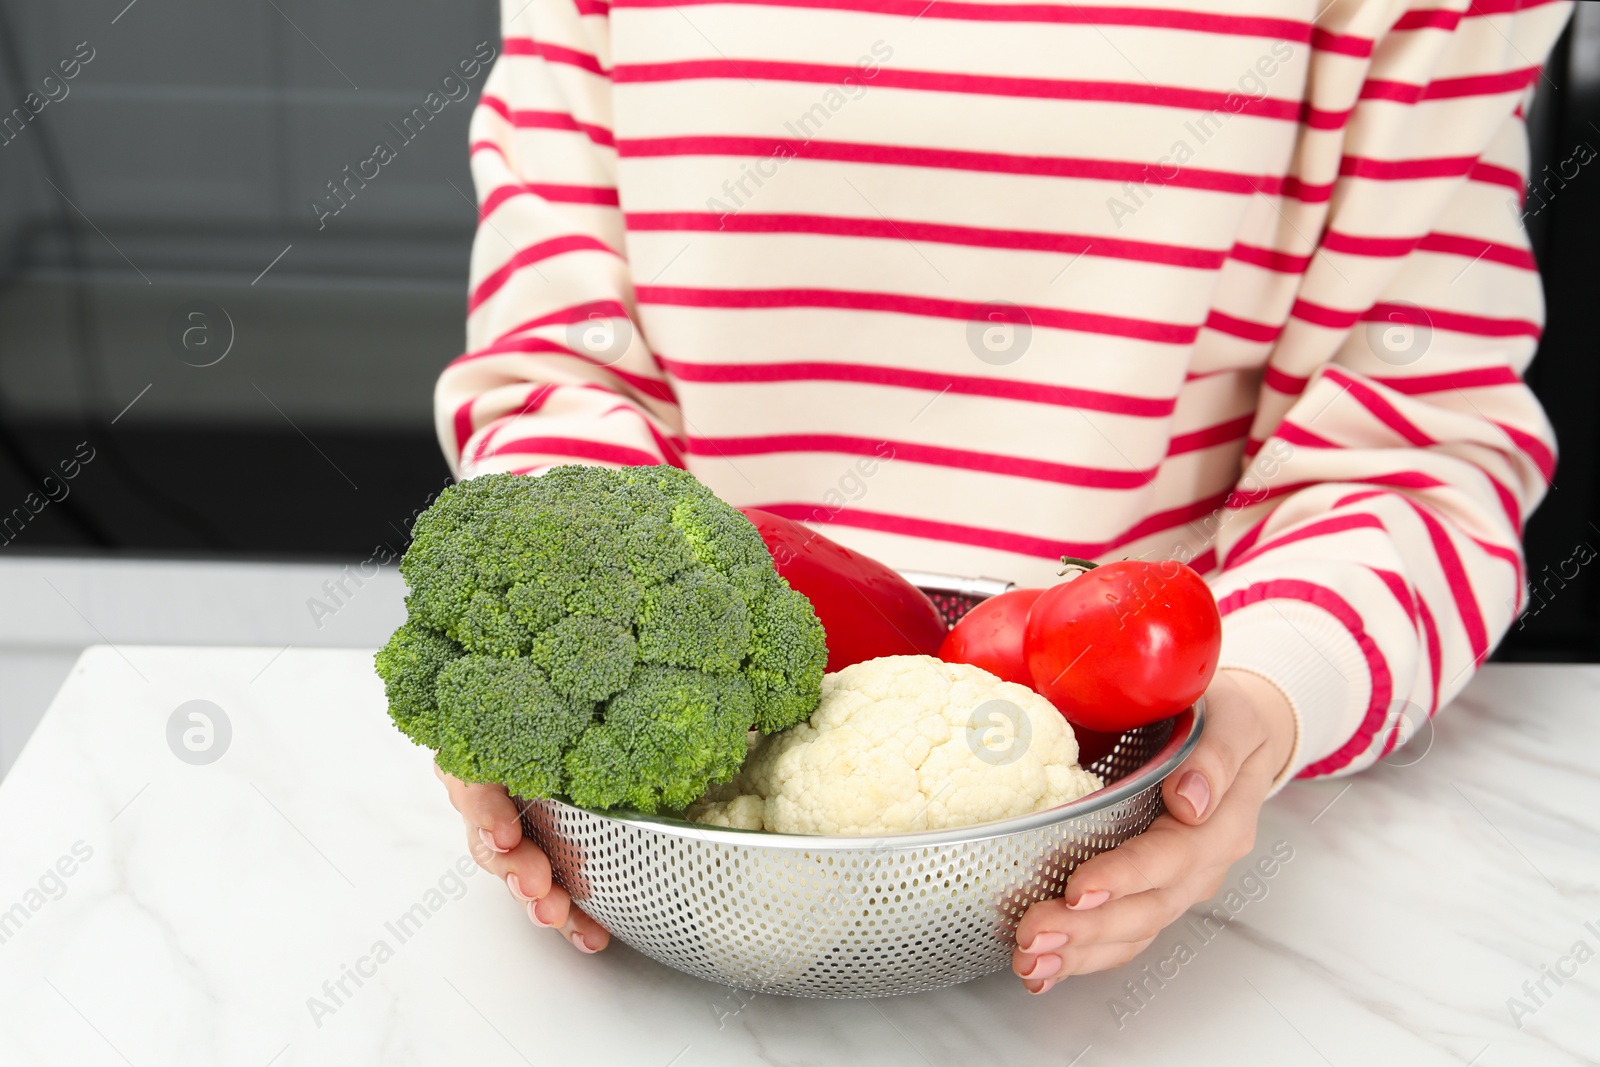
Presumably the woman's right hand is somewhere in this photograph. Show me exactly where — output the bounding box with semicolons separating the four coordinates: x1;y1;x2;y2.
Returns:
439;764;612;953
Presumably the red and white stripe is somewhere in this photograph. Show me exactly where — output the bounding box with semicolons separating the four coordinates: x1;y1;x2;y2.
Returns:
437;0;1570;786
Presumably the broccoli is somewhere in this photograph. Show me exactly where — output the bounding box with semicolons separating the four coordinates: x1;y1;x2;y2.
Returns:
374;465;827;813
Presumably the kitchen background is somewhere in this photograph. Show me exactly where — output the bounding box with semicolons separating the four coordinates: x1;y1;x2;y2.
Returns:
0;0;1597;775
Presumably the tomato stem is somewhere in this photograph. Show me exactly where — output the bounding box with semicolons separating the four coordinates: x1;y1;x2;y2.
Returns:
1056;556;1099;578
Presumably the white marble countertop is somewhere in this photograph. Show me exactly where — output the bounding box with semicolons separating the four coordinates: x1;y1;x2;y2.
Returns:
0;556;407;777
0;647;1595;1067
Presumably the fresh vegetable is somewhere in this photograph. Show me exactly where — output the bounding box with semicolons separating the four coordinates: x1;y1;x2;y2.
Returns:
938;589;1128;772
1024;558;1221;733
374;466;828;813
937;587;1043;687
739;507;948;671
687;655;1103;835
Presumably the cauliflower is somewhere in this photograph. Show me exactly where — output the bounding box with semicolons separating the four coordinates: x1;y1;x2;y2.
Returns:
686;655;1103;835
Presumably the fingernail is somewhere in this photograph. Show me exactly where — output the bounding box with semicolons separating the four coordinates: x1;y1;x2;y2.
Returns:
1032;977;1061;995
1020;930;1069;954
569;931;598;954
480;827;510;854
506;872;534;903
1067;889;1110;910
527;900;554;928
1176;771;1210;819
1020;954;1061;980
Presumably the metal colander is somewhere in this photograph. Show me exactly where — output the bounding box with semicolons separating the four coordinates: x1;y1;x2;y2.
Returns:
519;573;1205;998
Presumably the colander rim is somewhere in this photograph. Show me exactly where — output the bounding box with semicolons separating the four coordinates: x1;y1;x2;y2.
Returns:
530;697;1204;850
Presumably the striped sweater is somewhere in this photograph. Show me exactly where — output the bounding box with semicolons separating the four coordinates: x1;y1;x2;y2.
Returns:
436;0;1570;788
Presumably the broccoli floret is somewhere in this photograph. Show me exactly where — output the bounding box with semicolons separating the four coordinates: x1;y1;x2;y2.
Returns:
530;614;637;701
745;579;830;731
636;569;752;673
670;494;772;573
374;464;827;813
564;667;754;811
373;619;460;749
433;655;595;800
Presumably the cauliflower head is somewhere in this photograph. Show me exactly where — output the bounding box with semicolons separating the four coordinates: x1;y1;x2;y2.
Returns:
686;655;1103;835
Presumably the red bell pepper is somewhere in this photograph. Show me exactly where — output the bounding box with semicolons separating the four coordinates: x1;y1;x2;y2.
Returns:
740;507;949;671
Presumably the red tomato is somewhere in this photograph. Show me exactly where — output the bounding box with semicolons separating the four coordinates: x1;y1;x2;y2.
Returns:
740;507;949;671
937;588;1043;687
1024;559;1220;733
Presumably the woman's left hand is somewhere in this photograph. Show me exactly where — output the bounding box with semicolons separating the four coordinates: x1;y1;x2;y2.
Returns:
1012;668;1298;994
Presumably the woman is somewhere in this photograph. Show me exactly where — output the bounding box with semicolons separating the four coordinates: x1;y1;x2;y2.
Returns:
435;0;1569;994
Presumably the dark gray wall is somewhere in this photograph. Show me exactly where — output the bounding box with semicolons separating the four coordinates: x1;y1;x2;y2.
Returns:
0;0;500;428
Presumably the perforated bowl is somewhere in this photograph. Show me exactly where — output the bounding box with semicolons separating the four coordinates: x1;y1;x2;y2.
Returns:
518;573;1205;998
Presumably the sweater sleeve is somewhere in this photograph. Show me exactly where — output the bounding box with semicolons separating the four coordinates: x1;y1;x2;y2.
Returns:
1207;0;1570;789
434;0;685;479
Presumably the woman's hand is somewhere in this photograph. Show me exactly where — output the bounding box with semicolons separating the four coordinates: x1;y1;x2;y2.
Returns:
438;764;612;953
1011;668;1296;993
